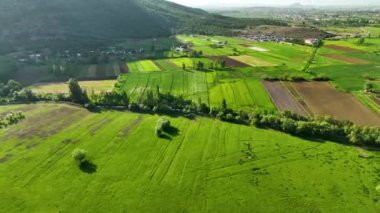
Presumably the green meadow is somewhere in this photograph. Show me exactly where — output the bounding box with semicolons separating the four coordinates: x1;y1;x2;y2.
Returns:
0;103;379;212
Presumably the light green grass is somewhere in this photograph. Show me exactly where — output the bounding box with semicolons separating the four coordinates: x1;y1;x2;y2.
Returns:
29;80;117;94
0;103;379;212
127;60;161;73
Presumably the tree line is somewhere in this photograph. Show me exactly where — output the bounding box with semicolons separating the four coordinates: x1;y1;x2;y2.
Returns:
1;78;380;147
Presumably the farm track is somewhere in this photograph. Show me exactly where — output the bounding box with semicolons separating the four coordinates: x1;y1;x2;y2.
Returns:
263;81;308;116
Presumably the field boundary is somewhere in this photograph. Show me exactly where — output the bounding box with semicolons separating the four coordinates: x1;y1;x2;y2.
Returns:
282;82;313;116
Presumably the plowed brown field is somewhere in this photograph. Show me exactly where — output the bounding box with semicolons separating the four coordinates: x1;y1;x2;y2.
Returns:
292;82;380;126
263;81;308;116
325;45;362;53
208;56;250;68
324;54;369;64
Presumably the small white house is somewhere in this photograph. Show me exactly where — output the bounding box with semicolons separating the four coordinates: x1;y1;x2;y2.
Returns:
305;38;319;46
175;46;185;52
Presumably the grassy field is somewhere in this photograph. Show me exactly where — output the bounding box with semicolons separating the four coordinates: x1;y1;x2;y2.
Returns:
29;80;117;94
0;103;379;212
127;60;161;73
116;69;276;110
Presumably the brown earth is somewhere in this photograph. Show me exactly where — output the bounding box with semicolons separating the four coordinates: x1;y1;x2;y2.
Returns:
324;45;362;53
262;81;308;116
324;54;369;64
292;82;380;126
208;56;250;68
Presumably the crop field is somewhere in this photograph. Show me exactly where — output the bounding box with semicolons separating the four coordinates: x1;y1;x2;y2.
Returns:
116;70;275;110
292;82;380;126
207;56;250;68
263;81;308;116
230;55;275;67
127;60;161;73
177;35;312;70
0;103;379;212
323;54;370;64
30;80;117;94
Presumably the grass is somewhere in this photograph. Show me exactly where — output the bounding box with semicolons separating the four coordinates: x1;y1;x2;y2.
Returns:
0;103;379;212
127;60;161;73
29;80;117;94
116;69;275;110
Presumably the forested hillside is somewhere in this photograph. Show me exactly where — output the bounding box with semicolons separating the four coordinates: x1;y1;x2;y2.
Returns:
0;0;286;54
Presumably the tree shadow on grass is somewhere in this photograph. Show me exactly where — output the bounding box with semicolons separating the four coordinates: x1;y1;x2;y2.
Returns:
159;126;180;141
166;126;179;137
79;161;97;174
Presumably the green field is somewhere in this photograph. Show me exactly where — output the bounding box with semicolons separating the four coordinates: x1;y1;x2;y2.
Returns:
116;69;275;110
0;103;379;212
29;80;117;94
127;60;161;73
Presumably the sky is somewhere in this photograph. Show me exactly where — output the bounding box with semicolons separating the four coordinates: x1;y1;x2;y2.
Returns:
169;0;380;8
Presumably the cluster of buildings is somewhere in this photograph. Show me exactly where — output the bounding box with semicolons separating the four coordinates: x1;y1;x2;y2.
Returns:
242;34;293;43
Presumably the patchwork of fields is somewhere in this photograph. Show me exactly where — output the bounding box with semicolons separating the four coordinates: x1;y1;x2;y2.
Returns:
0;103;379;212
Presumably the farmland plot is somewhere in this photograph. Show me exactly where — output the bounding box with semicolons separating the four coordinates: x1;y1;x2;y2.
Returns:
30;80;117;94
292;82;380;126
263;81;308;116
127;60;161;73
230;55;275;67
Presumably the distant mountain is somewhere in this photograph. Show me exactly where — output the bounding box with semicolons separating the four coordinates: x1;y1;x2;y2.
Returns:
0;0;286;54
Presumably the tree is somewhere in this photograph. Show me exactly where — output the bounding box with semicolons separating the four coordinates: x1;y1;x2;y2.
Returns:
155;117;171;137
222;99;227;111
72;148;87;164
68;78;89;104
182;63;186;70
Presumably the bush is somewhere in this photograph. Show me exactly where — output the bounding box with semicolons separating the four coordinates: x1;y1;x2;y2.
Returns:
72;148;87;164
155;117;171;136
311;75;330;81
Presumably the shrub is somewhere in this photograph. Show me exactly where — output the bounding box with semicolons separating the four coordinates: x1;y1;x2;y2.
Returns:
155;117;171;136
311;75;330;81
72;148;87;164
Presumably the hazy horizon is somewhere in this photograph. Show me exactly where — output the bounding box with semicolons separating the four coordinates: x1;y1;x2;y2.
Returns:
169;0;380;8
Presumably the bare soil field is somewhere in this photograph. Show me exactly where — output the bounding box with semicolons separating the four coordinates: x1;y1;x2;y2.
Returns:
208;56;250;67
282;82;313;116
324;54;370;64
262;81;308;116
292;82;380;126
324;45;362;53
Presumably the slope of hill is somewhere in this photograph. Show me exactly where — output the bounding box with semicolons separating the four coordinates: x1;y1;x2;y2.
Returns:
0;0;286;54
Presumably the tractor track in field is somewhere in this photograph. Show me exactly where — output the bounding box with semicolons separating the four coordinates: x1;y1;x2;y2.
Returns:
139;73;151;102
129;73;141;97
62;115;144;203
282;81;313;116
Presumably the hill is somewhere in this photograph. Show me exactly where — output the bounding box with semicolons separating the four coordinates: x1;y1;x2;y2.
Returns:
0;0;286;54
